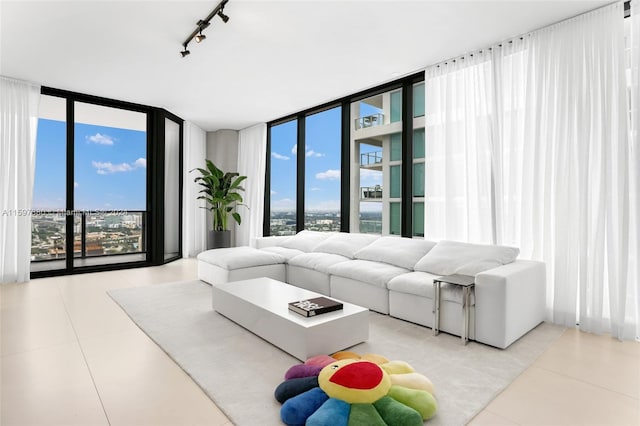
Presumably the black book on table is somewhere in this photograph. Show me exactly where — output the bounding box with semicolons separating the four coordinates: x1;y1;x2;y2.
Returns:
288;296;343;317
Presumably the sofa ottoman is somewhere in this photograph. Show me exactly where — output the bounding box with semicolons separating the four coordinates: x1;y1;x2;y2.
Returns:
197;246;286;285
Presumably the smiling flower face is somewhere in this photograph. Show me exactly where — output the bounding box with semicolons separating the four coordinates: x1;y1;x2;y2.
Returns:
319;359;391;404
274;352;438;426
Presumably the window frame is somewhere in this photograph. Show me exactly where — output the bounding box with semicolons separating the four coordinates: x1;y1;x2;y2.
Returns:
264;72;425;237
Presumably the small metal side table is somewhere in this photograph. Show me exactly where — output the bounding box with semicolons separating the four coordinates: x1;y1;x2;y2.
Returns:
433;274;475;345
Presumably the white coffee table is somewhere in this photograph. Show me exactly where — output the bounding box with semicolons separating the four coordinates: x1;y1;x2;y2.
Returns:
211;277;369;361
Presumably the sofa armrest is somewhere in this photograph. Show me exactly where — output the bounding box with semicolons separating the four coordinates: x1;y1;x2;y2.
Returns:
474;260;546;348
252;236;290;249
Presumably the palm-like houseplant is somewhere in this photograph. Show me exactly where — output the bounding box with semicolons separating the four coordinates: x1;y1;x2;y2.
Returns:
192;160;247;248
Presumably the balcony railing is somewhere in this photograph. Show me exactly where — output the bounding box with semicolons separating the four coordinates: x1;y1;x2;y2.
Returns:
355;113;384;130
31;210;146;261
360;151;382;166
361;185;383;200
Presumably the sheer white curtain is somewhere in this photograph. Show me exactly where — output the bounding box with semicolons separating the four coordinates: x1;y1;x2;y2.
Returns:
235;123;266;247
629;0;640;340
500;3;633;338
426;2;638;339
424;53;495;243
0;76;40;283
182;121;207;257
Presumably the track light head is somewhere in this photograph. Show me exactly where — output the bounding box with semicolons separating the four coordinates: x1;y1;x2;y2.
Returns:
195;32;206;43
180;47;191;57
217;10;229;23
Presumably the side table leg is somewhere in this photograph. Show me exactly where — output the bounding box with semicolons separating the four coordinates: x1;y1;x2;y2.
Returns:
433;281;440;336
462;286;469;344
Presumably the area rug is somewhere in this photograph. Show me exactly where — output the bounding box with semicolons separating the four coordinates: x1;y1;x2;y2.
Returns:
108;280;564;426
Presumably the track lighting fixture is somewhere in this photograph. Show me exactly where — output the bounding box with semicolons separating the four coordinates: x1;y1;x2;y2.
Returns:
180;0;229;58
217;10;230;23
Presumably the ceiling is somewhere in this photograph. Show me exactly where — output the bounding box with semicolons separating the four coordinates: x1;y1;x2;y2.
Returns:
0;0;610;132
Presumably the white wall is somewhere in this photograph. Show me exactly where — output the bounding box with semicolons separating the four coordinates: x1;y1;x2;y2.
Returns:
206;129;239;246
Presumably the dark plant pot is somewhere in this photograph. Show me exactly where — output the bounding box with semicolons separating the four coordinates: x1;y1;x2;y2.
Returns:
208;230;231;249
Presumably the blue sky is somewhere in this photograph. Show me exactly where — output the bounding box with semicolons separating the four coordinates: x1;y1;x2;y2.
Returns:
270;102;383;212
270;107;342;212
33;119;146;211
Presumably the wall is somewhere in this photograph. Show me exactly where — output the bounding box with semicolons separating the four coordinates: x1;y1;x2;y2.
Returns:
206;129;240;246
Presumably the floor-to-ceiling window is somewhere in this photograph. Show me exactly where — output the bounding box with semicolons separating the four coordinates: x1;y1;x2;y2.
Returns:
72;101;147;268
31;95;67;271
269;120;298;236
304;107;341;231
31;88;182;277
265;73;423;237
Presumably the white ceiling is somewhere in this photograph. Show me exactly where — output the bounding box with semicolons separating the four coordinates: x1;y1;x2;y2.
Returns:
0;0;610;132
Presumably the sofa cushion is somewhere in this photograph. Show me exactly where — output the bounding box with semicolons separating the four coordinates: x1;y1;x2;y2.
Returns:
312;233;379;259
197;247;286;270
260;246;304;261
387;271;439;298
288;252;351;274
354;237;437;270
414;240;519;276
278;230;335;252
328;260;410;288
387;271;475;304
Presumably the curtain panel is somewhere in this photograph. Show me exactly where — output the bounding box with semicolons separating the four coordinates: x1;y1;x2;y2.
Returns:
0;76;41;283
425;2;638;340
235;123;267;247
629;0;640;341
182;121;207;258
424;52;495;243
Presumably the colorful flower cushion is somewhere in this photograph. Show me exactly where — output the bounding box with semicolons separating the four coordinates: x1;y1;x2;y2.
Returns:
274;352;437;426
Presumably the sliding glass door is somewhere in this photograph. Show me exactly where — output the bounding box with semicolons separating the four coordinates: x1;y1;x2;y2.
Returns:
31;88;183;277
72;101;147;268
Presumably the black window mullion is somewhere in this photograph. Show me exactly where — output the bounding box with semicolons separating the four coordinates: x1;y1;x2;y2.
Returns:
401;80;413;238
65;98;74;270
340;101;350;233
296;115;305;233
263;125;272;236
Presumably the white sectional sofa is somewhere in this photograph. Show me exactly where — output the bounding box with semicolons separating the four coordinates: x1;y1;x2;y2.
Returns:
198;230;546;349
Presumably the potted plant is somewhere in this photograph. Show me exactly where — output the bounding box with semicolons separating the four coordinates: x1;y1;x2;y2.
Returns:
192;160;247;249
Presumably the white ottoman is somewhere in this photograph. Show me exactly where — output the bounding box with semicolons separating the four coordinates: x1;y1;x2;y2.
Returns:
197;247;286;285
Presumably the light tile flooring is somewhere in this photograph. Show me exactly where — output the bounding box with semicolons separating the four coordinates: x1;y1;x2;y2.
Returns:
1;259;639;426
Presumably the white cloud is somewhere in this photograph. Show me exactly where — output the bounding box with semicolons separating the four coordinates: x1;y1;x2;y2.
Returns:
360;169;382;185
74;182;79;188
316;169;341;180
92;158;146;175
290;144;323;157
306;150;324;158
271;190;277;195
271;152;290;160
104;203;112;207
86;133;115;145
310;187;322;191
271;198;296;211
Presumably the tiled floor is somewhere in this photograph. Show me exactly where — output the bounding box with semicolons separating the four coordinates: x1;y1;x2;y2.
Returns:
1;259;639;426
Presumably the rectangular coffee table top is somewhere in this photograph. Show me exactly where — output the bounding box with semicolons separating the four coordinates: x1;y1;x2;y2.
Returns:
213;277;368;326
